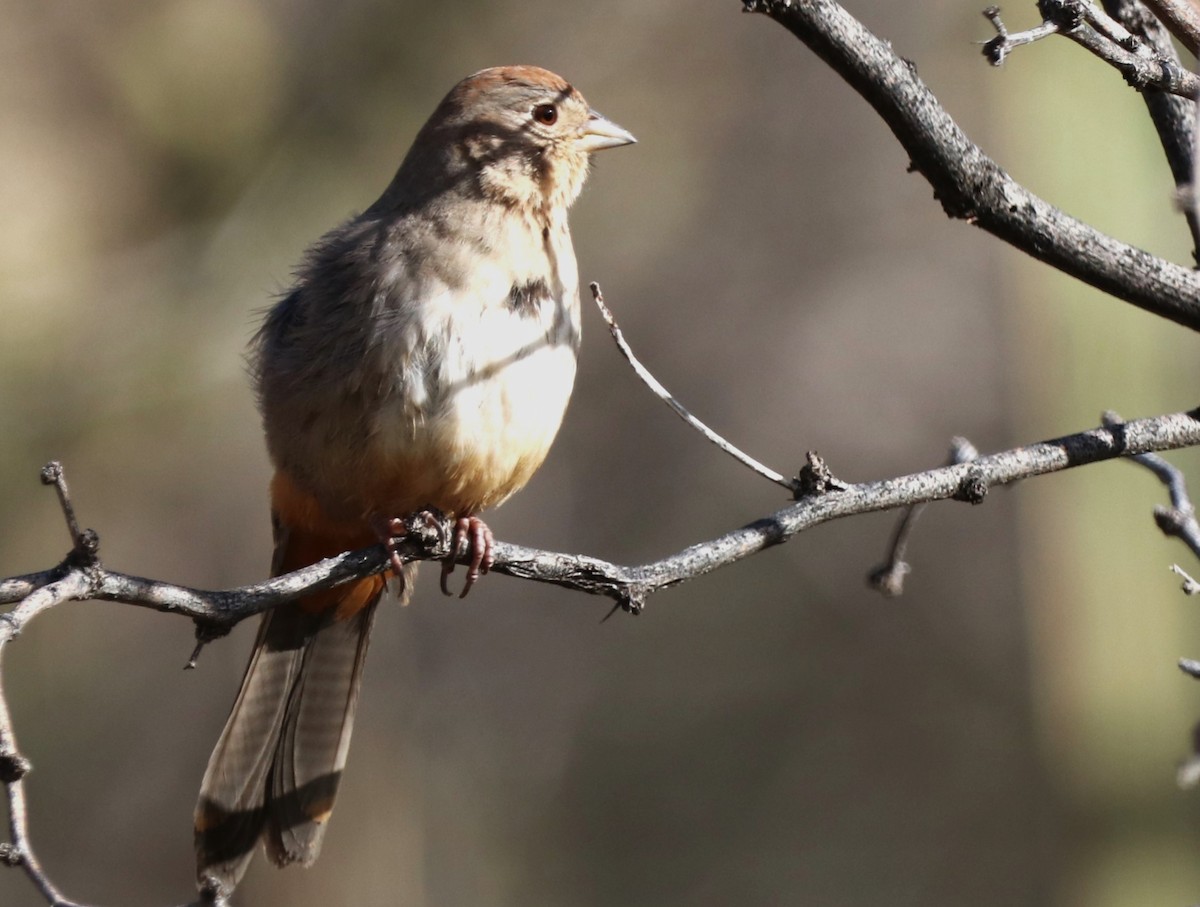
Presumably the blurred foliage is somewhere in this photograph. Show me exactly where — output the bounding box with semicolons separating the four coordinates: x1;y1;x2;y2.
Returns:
1;2;1199;906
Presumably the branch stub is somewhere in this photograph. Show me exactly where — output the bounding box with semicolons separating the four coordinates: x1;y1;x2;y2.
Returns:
953;466;989;504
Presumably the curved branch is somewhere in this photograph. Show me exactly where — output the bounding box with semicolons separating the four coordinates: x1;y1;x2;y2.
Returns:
742;0;1200;331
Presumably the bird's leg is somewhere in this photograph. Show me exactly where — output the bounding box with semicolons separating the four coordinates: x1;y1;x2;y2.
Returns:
440;515;495;599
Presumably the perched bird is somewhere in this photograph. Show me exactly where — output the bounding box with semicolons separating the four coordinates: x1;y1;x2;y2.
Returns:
193;65;634;895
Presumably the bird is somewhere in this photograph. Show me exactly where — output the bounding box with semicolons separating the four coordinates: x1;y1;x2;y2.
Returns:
192;65;634;896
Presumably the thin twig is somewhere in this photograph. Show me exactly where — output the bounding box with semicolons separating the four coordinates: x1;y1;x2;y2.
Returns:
1104;410;1200;560
1172;563;1200;594
0;616;89;907
1083;1;1142;48
589;282;799;495
39;461;93;561
981;6;1063;65
982;1;1200;98
868;436;979;597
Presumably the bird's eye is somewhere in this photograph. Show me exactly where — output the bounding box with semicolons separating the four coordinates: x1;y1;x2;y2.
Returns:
532;103;558;126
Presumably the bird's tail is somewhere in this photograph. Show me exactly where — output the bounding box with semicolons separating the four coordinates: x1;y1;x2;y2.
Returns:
194;517;400;895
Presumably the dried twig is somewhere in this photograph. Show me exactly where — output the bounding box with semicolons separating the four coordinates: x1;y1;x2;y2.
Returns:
1172;563;1200;594
589;283;799;495
0;470;99;907
868;437;980;597
980;5;1063;64
981;1;1200;98
1104;410;1200;559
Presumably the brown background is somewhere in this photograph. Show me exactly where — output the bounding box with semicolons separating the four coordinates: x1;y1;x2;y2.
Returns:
2;2;1200;905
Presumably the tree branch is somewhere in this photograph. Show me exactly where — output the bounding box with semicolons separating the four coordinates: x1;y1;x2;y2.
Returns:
589;282;800;495
5;410;1199;630
983;1;1200;99
741;0;1200;331
5;411;1200;907
1105;410;1200;559
1105;0;1200;256
1142;0;1200;55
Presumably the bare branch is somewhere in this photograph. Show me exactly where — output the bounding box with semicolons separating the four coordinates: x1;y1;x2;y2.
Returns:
980;5;1062;64
7;411;1200;905
0;645;89;907
982;1;1200;99
742;0;1200;331
1142;0;1200;54
5;410;1199;628
1101;0;1200;260
589;283;799;495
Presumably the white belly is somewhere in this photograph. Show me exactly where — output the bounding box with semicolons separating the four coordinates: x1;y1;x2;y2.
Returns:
367;274;581;515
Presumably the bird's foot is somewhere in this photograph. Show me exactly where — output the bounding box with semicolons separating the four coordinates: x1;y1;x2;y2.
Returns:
371;509;447;581
440;515;495;599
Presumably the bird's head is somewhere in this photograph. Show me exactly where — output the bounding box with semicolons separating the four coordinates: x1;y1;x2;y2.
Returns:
395;65;635;214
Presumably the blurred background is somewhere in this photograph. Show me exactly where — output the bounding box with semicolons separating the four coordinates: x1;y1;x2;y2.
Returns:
2;1;1200;905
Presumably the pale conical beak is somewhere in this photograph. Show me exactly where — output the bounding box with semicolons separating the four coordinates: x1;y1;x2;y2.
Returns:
577;110;637;153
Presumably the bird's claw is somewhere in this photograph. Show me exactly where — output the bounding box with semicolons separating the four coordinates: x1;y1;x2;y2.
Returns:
440;516;495;598
372;509;446;585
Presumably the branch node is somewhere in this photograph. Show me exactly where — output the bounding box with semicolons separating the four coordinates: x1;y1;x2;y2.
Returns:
186;620;233;670
867;559;910;598
953;466;989;504
1172;564;1200;595
66;529;101;570
0;750;31;783
1037;0;1083;31
198;873;230;906
0;843;23;868
37;461;62;487
1154;504;1189;536
949;436;980;464
794;451;848;499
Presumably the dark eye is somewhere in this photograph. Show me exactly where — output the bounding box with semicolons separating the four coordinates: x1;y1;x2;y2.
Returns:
532;103;558;126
